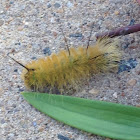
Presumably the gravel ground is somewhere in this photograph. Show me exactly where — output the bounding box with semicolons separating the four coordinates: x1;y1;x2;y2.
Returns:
0;0;140;140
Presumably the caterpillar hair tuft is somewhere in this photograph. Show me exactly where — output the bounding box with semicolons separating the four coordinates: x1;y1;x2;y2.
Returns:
20;38;122;94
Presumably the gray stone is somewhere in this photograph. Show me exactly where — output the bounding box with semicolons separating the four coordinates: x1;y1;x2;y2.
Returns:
0;19;4;26
67;1;73;8
69;33;83;38
1;119;5;124
47;3;51;8
54;3;61;8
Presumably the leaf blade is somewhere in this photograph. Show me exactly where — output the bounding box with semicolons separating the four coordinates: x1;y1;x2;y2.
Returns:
22;92;140;140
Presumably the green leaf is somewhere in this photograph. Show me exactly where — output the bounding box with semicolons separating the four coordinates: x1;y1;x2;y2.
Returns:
22;92;140;140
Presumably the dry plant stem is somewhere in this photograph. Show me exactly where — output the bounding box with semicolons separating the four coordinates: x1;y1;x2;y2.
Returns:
96;24;140;39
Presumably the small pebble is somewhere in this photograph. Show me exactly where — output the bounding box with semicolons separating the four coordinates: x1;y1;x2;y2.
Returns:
58;134;71;140
123;42;130;49
8;133;15;137
1;119;5;124
129;46;139;49
0;19;4;26
43;47;51;55
39;126;45;132
33;121;37;127
69;33;83;38
0;10;5;14
136;70;140;75
89;89;99;95
17;26;24;31
18;88;24;92
118;58;138;73
15;42;21;45
53;32;57;37
12;75;17;79
114;11;119;15
67;1;73;8
113;92;118;98
121;92;125;96
127;79;137;86
31;57;37;60
9;1;14;4
129;19;135;26
52;47;55;50
11;104;16;108
10;48;15;53
54;3;61;8
47;3;51;8
0;88;3;95
57;9;64;13
14;69;18;72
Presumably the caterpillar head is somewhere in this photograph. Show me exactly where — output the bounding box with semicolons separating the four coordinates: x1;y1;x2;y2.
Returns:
22;68;36;89
7;53;38;90
22;66;60;93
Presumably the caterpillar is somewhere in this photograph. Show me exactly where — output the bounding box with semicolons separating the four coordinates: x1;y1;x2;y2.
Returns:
9;38;122;94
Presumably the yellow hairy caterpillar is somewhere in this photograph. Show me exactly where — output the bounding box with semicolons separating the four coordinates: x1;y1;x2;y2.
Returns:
9;38;121;94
